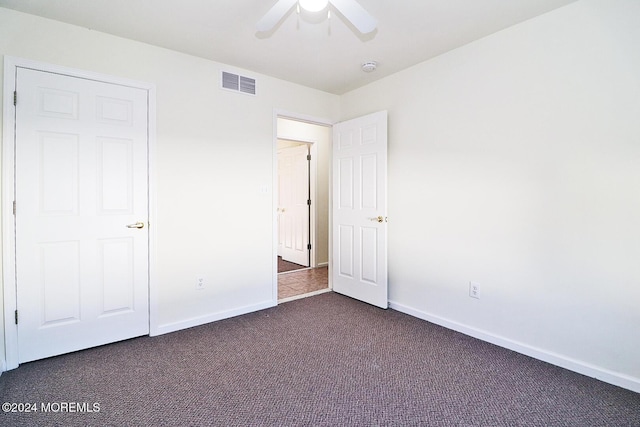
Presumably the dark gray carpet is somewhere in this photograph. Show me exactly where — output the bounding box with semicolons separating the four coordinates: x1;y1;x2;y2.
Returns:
0;292;638;426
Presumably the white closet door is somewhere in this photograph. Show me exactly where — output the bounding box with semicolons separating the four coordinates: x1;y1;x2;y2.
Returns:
15;67;150;363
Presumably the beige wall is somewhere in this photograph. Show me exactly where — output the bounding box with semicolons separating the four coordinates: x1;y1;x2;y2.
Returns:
340;0;640;390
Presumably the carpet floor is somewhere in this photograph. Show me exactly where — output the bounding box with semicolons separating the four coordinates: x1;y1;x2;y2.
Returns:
1;292;638;426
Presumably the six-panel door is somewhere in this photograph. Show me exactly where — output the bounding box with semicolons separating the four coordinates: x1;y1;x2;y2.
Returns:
332;111;388;309
15;67;150;363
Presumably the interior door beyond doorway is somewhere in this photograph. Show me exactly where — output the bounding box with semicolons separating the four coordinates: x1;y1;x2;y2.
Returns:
278;143;310;267
13;67;150;364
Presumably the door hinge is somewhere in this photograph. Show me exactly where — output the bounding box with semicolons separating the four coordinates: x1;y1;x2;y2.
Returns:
13;201;16;215
14;91;17;106
15;310;18;325
307;199;311;206
307;154;311;161
307;243;312;250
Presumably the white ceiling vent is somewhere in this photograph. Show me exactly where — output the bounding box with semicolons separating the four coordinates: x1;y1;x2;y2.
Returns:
221;71;256;96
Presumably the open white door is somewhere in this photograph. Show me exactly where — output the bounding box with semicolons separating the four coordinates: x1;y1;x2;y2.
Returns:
278;144;310;266
13;67;150;363
332;111;388;308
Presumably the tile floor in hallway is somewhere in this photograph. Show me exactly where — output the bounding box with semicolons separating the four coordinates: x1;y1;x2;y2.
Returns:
278;266;328;300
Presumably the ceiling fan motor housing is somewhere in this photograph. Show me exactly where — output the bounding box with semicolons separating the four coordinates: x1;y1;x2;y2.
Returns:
299;0;330;12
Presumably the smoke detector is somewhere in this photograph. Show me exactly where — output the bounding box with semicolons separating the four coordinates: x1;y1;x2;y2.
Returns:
361;61;377;72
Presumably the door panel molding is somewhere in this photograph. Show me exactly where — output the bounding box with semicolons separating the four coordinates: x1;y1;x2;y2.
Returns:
2;56;157;370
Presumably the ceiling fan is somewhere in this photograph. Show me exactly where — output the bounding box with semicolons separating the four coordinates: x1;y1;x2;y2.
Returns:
256;0;377;34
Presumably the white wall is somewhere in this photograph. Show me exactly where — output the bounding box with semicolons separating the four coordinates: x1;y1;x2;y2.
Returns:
341;0;640;391
0;6;339;360
277;118;331;266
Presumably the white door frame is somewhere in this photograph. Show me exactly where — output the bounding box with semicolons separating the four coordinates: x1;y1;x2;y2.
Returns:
272;110;333;303
2;56;157;370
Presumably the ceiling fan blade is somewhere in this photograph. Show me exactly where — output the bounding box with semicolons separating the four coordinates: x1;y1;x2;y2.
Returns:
330;0;377;34
256;0;298;32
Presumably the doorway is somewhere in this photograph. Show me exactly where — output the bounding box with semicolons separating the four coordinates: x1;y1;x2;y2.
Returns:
276;116;331;301
273;111;389;305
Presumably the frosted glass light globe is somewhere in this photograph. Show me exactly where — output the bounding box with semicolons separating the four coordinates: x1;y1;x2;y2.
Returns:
299;0;329;13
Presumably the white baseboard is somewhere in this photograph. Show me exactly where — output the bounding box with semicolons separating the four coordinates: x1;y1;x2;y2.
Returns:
151;300;275;336
389;300;640;394
316;262;329;268
0;358;5;376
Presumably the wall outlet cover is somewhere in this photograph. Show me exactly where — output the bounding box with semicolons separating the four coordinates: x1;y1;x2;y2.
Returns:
469;281;480;299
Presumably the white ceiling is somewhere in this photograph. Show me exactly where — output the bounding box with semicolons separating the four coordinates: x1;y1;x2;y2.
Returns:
0;0;578;94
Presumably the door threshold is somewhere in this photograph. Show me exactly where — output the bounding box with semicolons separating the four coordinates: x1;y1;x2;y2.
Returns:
278;288;331;304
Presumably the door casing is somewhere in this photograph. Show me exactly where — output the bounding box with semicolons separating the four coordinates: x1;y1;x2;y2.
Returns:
273;111;333;303
2;56;157;370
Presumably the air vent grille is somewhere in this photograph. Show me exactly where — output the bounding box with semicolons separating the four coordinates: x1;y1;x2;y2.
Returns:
239;76;256;95
221;71;256;95
222;71;239;91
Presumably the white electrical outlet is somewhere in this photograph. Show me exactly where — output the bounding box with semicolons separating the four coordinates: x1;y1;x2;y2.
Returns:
469;281;480;299
196;276;205;290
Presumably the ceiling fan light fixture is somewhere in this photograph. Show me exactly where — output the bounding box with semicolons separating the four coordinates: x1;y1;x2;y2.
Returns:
299;0;329;13
256;0;377;35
